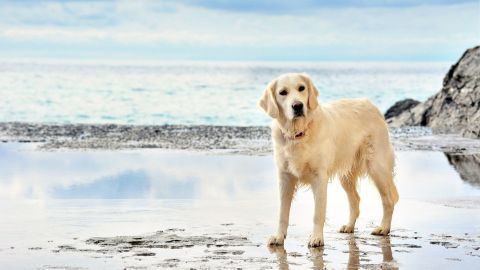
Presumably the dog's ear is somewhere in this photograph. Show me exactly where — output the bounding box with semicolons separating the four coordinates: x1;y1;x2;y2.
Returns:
258;79;279;118
300;74;319;110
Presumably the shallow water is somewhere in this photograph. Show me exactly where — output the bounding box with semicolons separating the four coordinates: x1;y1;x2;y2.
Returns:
0;144;479;269
0;61;447;125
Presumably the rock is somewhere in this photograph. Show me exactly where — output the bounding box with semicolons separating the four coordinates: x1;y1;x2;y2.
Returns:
445;154;480;187
387;46;480;138
384;99;420;119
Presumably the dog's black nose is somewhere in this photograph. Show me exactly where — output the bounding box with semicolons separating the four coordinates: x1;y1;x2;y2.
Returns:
292;102;304;116
292;102;303;111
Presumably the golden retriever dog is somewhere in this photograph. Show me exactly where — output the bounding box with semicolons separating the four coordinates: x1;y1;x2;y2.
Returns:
259;73;399;247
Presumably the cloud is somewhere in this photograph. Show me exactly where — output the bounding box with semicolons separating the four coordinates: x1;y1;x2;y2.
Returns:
0;0;118;27
0;0;477;61
182;0;477;13
0;28;224;45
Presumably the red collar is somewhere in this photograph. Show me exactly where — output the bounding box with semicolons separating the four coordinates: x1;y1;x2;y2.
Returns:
284;129;306;140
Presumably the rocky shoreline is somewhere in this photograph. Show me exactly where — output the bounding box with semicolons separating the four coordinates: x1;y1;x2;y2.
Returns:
0;122;270;154
2;122;480;155
386;45;480;139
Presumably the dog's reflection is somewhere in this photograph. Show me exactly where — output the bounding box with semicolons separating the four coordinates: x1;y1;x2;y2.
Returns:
268;236;396;270
379;236;397;270
268;244;290;270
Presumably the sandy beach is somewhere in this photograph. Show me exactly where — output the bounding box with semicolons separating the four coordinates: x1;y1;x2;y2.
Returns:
0;134;479;269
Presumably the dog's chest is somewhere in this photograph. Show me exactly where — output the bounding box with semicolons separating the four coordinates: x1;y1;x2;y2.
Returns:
282;144;315;179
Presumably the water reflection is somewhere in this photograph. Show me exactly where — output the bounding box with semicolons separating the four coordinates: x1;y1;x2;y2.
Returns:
345;236;360;269
0;144;274;200
268;236;397;270
445;154;480;187
267;245;290;270
1;144;479;201
52;170;152;199
309;246;326;270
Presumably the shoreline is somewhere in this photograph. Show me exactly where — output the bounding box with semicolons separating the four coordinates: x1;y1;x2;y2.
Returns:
1;122;480;155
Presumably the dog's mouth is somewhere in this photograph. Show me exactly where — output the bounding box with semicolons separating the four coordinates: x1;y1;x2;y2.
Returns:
293;112;304;118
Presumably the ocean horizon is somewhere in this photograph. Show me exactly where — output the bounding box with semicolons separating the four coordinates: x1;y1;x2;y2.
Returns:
0;60;449;126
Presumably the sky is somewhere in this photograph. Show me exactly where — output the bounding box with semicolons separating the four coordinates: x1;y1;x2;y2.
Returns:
0;0;478;62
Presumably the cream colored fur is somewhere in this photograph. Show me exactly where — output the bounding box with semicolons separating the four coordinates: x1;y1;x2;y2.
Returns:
259;73;399;247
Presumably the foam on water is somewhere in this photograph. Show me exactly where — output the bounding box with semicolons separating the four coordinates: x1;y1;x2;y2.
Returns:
0;61;448;125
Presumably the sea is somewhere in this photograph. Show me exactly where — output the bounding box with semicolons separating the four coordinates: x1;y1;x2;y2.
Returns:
0;61;449;126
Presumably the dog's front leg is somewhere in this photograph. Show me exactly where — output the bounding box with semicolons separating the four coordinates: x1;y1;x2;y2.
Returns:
268;172;296;246
309;172;328;247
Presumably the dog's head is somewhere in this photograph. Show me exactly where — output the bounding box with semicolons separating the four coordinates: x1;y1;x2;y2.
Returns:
258;73;319;121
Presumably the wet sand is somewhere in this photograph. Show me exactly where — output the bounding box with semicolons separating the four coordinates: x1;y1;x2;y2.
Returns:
0;143;479;269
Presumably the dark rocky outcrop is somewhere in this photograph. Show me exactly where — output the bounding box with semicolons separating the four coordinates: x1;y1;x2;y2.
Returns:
386;46;480;138
384;99;420;120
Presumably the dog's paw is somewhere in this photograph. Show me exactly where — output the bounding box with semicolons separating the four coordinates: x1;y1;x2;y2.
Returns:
371;226;390;236
267;234;285;246
308;234;324;247
338;225;355;233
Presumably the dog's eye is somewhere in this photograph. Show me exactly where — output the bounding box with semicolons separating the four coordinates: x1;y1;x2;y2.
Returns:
279;90;288;96
299;85;305;92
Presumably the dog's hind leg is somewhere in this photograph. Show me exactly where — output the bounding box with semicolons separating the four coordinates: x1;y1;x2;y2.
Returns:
368;146;398;235
338;172;360;233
